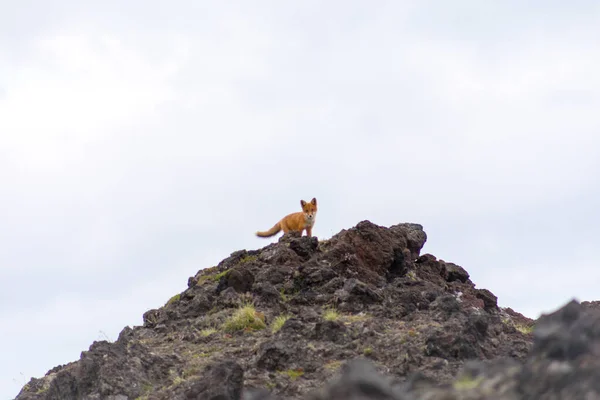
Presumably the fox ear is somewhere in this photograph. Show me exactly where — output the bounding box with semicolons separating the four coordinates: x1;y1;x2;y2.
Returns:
311;198;317;205
300;199;307;207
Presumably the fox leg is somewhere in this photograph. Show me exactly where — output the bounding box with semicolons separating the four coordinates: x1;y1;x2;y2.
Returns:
306;226;312;237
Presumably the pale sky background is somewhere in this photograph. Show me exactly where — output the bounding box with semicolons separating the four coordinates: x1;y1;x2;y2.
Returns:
2;1;600;398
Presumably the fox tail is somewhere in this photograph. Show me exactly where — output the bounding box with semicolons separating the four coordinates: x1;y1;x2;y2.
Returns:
256;222;281;238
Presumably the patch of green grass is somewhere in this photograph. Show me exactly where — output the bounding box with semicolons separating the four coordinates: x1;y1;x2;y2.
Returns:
342;312;370;324
317;239;331;249
222;303;266;333
134;382;153;400
200;328;217;337
271;314;292;333
172;375;185;386
165;294;180;306
182;367;200;379
502;318;535;335
239;254;258;264
279;287;299;302
206;306;220;315
363;347;373;356
213;269;230;280
166;369;186;388
514;322;534;334
323;307;339;321
280;368;304;381
453;374;484;390
239;292;254;304
189;345;219;360
197;269;231;285
324;360;342;371
406;270;417;281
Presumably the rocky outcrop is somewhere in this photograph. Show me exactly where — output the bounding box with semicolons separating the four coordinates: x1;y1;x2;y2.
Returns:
300;298;600;400
16;220;545;400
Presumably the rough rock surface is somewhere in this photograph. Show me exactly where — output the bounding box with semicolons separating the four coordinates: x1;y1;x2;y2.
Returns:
16;220;560;400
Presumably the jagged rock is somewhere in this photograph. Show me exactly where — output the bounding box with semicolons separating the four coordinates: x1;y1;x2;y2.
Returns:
581;300;600;312
313;320;349;344
444;262;470;283
16;340;179;400
531;299;594;361
288;236;320;259
180;292;214;318
242;388;278;400
18;220;574;400
293;299;600;399
218;267;255;294
393;222;428;260
256;341;293;371
143;308;161;327
430;294;461;315
305;358;405;400
277;318;307;339
254;282;281;306
295;260;338;288
340;278;383;304
387;247;412;279
321;220;424;286
256;265;292;285
184;360;244;400
475;288;498;310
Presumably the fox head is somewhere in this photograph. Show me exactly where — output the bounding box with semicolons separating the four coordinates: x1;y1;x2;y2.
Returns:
300;198;317;222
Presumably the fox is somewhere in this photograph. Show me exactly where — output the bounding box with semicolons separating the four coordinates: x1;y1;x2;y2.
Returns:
256;198;318;238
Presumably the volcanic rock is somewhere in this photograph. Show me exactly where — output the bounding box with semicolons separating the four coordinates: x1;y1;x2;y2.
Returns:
15;220;574;400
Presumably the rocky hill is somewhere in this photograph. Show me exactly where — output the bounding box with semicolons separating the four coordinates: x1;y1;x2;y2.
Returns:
14;221;599;399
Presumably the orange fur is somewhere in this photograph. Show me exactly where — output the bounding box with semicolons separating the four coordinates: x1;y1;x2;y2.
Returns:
256;198;318;238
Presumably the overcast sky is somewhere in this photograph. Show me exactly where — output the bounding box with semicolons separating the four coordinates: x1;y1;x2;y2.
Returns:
2;1;600;398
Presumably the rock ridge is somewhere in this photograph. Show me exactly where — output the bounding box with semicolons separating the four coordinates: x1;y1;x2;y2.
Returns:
15;220;555;400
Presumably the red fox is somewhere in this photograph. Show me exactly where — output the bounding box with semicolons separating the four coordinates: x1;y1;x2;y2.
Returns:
256;198;318;238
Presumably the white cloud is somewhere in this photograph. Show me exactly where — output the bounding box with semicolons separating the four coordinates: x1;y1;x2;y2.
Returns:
0;33;180;167
2;2;600;399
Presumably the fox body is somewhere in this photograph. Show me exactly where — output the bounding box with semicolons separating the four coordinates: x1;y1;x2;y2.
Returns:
256;198;317;238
